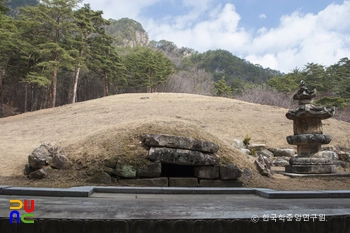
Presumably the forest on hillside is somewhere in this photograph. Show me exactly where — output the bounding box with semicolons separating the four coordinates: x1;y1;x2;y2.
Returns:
1;0;349;123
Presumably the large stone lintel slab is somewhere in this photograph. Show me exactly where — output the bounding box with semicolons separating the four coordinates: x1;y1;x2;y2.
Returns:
285;164;336;174
286;134;332;145
147;147;218;165
289;157;333;165
143;134;219;153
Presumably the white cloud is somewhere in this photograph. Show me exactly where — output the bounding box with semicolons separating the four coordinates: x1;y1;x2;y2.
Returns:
145;3;250;52
86;0;350;73
259;14;267;19
245;1;350;72
85;0;161;20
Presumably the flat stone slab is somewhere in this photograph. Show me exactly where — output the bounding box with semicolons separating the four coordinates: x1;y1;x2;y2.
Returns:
93;187;256;195
290;157;333;165
283;172;350;178
258;190;350;199
147;147;218;165
287;134;332;145
199;180;243;187
2;186;94;197
118;178;168;187
285;164;336;173
169;177;198;187
143;134;219;153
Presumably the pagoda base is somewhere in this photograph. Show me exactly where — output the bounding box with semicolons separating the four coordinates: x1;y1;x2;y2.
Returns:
285;164;336;174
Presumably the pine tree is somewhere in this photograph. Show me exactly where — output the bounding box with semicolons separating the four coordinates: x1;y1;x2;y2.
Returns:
124;47;175;92
88;35;126;96
19;0;82;107
70;4;111;103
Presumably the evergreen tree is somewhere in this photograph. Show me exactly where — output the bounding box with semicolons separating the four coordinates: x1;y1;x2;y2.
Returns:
124;47;175;93
70;4;110;103
214;76;232;97
19;0;82;107
88;35;126;96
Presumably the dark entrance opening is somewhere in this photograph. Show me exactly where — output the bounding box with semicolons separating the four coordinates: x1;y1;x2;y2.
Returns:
161;163;195;177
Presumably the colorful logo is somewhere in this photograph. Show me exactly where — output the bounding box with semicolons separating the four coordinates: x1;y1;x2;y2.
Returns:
9;200;35;224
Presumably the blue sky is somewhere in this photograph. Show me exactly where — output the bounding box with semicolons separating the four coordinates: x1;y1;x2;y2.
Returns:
85;0;350;73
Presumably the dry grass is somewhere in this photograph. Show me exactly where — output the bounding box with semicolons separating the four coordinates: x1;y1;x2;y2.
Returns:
0;93;349;190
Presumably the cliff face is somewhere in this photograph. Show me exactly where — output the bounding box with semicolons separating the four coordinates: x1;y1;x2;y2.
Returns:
106;18;150;48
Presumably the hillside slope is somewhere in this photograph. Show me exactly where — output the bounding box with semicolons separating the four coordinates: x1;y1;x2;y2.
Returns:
0;93;349;189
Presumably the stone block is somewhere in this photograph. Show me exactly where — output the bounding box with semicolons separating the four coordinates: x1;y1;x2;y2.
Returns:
199;179;243;187
257;149;274;158
104;158;117;168
87;171;112;184
115;163;137;178
333;160;349;168
287;134;332;145
28;168;47;179
322;151;339;160
23;163;36;175
285;164;336;174
137;162;161;178
103;167;115;175
240;148;250;155
219;164;242;180
338;151;350;162
247;144;266;151
147;147;218;165
272;158;289;167
322;145;336;151
143;134;219;153
193;166;219;179
51;154;73;170
289;157;332;165
297;144;322;157
28;154;47;170
169;177;198;187
242;168;252;178
273;148;295;157
232;139;245;149
118;178;168;187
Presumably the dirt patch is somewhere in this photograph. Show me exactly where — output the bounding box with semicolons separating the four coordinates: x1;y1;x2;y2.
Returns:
0;93;349;190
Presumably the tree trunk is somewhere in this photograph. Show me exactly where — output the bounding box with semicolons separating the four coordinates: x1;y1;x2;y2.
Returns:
72;64;81;103
72;49;83;103
24;82;28;113
104;72;108;96
0;69;4;98
50;57;58;108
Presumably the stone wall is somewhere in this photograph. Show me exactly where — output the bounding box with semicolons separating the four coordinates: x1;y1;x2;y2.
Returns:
90;134;244;187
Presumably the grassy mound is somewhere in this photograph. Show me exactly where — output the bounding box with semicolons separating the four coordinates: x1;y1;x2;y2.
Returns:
64;118;257;179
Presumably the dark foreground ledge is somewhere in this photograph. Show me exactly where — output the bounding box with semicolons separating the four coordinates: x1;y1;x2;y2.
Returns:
1;216;349;233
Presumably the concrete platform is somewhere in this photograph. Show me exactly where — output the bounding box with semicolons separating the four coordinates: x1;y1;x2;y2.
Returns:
1;187;350;232
2;186;94;197
283;172;350;178
1;192;350;220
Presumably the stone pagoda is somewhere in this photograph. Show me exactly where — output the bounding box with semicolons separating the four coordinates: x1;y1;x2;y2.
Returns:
285;80;336;174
